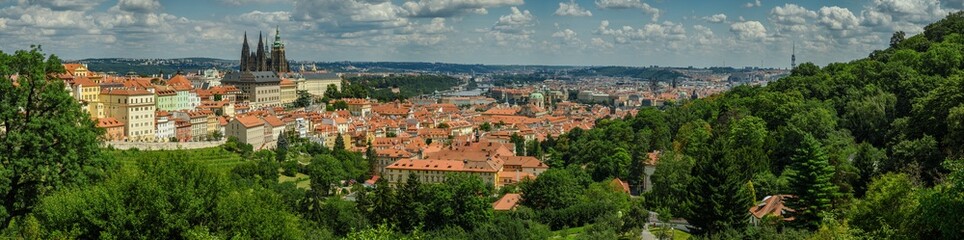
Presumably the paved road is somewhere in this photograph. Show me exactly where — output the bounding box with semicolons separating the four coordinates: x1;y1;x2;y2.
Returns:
641;225;656;240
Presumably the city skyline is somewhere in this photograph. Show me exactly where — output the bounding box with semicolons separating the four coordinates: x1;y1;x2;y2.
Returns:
0;0;959;67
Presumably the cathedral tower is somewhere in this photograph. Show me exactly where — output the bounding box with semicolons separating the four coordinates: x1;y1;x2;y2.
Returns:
271;26;289;72
240;32;250;71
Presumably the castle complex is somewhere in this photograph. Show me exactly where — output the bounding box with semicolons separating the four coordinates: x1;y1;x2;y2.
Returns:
240;27;289;73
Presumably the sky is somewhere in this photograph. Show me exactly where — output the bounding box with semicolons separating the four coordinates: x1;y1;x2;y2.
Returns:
0;0;961;68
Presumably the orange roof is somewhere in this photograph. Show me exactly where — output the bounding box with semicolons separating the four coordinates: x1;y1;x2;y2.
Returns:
611;178;630;194
97;117;124;128
73;77;97;87
262;115;286;127
280;78;296;86
376;148;413;158
234;115;264;128
100;87;151;96
502;156;549;169
749;195;795;221
386;158;499;173
492;193;521;211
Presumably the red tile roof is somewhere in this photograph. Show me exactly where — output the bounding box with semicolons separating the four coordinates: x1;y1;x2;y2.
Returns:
234;115;264;128
492;193;521;211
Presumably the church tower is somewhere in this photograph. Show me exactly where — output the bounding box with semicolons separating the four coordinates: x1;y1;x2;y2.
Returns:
256;32;267;71
241;32;250;72
270;26;289;73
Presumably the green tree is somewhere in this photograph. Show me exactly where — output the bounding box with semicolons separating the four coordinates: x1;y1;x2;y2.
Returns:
785;134;838;229
276;134;289;162
479;122;492;132
306;155;345;198
520;167;588;210
510;133;526;155
0;47;113;227
333;100;349;110
590;147;631;181
334;133;346;151
686;144;752;235
848;173;919;239
324;84;341;99
294;90;312;108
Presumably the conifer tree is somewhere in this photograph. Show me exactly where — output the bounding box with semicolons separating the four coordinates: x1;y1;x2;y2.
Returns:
786;134;838;229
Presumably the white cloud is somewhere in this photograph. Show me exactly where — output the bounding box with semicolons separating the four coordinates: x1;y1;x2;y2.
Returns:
402;0;523;18
235;11;291;24
552;28;581;45
112;0;162;13
702;13;727;23
818;6;859;30
486;7;536;48
555;1;592;17
492;7;535;34
218;0;286;6
591;37;613;49
769;3;817;33
595;0;660;21
729;21;767;41
595;20;687;47
16;0;106;11
744;0;761;8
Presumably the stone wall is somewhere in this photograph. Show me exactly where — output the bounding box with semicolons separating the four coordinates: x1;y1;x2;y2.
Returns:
105;140;226;150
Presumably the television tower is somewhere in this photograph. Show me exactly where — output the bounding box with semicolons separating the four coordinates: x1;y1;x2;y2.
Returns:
791;41;797;69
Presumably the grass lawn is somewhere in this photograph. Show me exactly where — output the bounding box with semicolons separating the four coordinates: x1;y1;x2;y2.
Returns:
650;227;691;240
550;225;588;239
279;173;311;189
108;146;245;173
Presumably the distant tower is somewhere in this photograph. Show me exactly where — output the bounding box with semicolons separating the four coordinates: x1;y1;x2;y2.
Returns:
791;41;797;69
271;26;289;72
256;32;267;71
241;32;250;71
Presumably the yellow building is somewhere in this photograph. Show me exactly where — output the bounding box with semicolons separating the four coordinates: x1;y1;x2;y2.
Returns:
382;140;548;188
384;159;500;187
300;73;341;96
63;63;90;77
280;78;297;106
69;77;104;118
100;88;156;142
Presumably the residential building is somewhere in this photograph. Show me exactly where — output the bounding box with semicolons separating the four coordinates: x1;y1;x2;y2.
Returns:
100;88;156;141
155;113;175;142
346;99;372;118
97;117;125;141
493;193;521;211
749;195;794;226
226;115;268;149
374;148;413;175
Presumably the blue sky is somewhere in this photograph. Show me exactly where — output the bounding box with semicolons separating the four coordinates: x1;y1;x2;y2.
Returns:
0;0;960;67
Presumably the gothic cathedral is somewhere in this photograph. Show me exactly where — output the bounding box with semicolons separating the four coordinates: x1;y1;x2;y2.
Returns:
240;27;289;73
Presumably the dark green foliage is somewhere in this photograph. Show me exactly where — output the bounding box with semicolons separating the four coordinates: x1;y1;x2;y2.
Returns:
785;134;838;229
334;133;346;150
0;47;114;227
34;158;303;239
293;90;312;108
686;142;752;235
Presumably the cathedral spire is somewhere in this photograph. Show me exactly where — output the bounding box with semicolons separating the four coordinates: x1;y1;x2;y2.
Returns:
256;31;267;71
241;31;250;72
